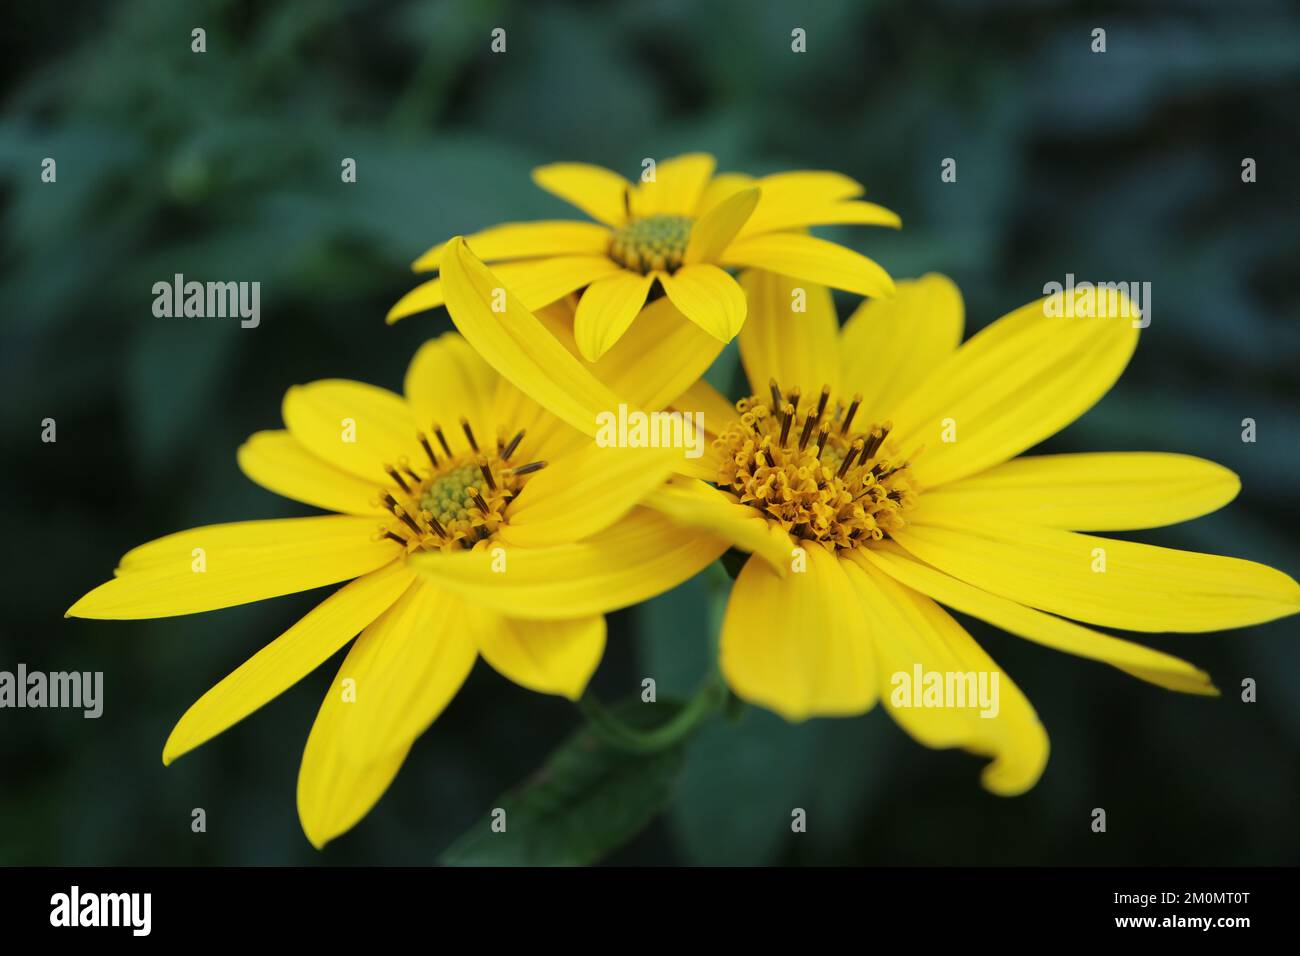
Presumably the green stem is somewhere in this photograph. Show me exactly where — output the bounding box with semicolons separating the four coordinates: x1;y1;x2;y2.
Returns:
577;672;727;754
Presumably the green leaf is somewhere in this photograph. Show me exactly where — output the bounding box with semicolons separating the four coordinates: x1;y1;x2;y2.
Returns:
439;701;686;866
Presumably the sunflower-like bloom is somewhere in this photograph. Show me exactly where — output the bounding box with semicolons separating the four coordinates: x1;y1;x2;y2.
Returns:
388;152;899;362
437;245;1300;794
66;334;725;846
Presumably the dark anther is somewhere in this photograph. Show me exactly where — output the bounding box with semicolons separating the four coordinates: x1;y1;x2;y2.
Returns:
418;432;439;469
384;465;411;494
433;425;452;457
840;393;863;435
863;423;890;461
422;510;448;538
468;488;491;515
500;429;526;461
837;440;865;479
392;505;423;537
779;403;794;448
461;417;479;452
798;413;817;452
510;460;548;477
815;422;831;459
477;459;497;491
815;385;831;422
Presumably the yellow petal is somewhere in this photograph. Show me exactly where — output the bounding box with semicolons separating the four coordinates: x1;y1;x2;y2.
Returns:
237;430;385;516
490;373;588;465
739;271;840;397
889;289;1140;488
409;507;728;619
537;294;727;415
696;172;757;217
573;271;655;361
739;199;901;238
478;614;606;700
585;297;725;412
68;516;399;619
162;561;418;764
386;275;446;324
670;378;737;439
388;255;626;324
721;232;894;299
411;220;612;272
920;452;1240;531
297;676;411;849
683;186;759;265
440;237;626;437
720;544;874;721
330;578;479;763
492;255;626;311
666;379;734;478
658;263;747;343
532;161;632;227
752;170;863;205
892;514;1300;633
632;152;716;217
840;273;964;420
856;544;1216;694
282;379;418;484
839;557;1049;795
643;479;794;574
499;443;678;548
403;332;498;456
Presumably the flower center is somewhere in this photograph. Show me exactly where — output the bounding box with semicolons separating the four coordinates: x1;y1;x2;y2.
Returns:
373;420;546;554
609;215;693;273
713;380;920;550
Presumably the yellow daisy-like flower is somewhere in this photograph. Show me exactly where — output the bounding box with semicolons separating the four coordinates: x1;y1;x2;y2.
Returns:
66;333;725;847
388;152;899;362
436;246;1300;795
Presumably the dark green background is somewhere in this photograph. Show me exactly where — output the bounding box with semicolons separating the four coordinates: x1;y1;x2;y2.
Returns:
2;0;1297;865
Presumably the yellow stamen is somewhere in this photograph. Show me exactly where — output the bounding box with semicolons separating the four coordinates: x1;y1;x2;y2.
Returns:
713;387;920;550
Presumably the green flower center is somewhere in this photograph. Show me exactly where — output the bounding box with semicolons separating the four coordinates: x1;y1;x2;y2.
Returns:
373;420;548;554
609;215;693;273
419;462;488;526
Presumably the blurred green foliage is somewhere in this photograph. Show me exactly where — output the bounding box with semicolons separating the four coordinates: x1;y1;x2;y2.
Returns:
1;0;1297;865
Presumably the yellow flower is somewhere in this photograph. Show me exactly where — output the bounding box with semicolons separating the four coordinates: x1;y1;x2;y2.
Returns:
437;245;1300;795
66;333;726;847
388;152;899;362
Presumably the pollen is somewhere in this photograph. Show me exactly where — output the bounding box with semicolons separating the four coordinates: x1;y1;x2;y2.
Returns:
372;423;546;554
713;381;921;550
609;215;693;274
